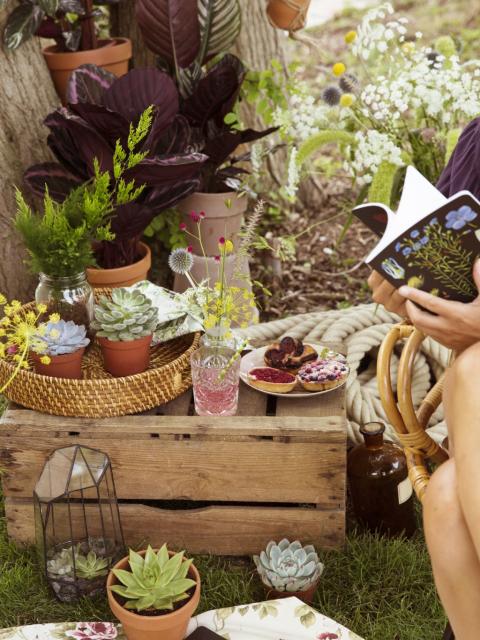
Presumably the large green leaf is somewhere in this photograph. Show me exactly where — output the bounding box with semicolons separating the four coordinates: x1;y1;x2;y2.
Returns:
197;0;241;63
4;2;44;50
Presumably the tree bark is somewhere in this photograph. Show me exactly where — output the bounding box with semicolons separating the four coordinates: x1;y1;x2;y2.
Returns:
110;0;156;68
0;14;59;301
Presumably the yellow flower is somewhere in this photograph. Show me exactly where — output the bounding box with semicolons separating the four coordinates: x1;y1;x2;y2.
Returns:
40;355;51;365
1;317;10;326
224;240;234;254
345;30;357;44
0;293;6;306
49;312;61;323
11;300;21;311
332;62;346;77
36;303;47;314
26;311;36;323
340;93;356;108
407;276;424;289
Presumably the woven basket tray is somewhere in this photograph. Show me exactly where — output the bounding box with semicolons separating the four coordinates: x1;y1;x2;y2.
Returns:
0;298;200;417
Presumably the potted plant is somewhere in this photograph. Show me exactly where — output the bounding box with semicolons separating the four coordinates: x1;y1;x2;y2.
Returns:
266;0;311;32
3;0;131;103
253;538;324;604
30;319;90;379
107;544;200;640
94;288;157;377
25;67;209;287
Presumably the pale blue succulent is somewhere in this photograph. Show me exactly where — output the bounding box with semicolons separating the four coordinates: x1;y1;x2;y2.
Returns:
253;538;324;592
35;320;89;356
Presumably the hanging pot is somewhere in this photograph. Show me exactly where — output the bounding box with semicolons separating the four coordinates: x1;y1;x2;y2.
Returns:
177;192;247;256
86;242;151;289
43;37;132;104
266;0;311;32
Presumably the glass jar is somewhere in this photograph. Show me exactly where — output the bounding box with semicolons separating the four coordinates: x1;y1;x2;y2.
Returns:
191;346;241;416
35;272;94;328
200;326;236;350
347;422;417;538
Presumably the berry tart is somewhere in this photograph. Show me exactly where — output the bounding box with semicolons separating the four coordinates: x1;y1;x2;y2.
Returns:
248;367;297;394
264;336;317;373
298;358;349;392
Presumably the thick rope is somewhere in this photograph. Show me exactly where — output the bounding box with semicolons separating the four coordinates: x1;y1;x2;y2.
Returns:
237;303;449;445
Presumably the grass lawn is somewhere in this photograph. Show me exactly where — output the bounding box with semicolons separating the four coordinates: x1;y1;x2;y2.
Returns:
0;491;445;639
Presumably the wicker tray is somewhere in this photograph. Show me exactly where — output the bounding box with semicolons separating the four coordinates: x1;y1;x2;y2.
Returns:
0;330;200;418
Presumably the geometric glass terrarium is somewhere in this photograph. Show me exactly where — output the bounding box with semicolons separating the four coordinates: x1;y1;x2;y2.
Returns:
34;445;125;602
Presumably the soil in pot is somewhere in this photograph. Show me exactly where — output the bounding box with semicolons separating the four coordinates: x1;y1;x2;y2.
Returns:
86;242;151;289
31;348;85;379
266;0;311;31
98;335;152;377
43;37;132;104
107;552;201;640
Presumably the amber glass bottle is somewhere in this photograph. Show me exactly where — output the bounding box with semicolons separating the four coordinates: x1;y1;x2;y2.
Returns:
347;422;417;537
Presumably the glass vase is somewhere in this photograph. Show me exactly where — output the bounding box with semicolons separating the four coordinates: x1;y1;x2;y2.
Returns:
200;326;236;350
190;346;241;416
35;272;94;328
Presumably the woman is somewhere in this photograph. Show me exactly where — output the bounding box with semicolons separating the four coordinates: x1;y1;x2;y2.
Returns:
369;117;480;640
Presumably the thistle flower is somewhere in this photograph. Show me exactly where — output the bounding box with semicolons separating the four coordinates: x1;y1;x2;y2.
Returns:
168;248;194;275
339;73;360;94
322;86;341;106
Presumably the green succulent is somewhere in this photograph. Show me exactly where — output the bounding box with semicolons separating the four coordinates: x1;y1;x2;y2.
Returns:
74;547;110;580
110;544;197;612
94;288;157;342
47;547;75;577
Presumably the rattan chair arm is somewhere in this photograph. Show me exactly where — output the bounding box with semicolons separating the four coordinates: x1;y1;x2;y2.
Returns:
416;374;445;429
398;328;448;465
405;447;431;503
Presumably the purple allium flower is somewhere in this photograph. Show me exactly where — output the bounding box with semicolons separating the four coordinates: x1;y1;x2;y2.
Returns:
445;205;477;230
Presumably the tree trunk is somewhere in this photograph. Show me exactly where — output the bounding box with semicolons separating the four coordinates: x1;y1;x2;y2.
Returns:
110;0;156;68
0;16;59;301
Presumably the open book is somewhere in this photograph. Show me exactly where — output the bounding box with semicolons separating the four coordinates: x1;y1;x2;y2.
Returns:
353;166;480;303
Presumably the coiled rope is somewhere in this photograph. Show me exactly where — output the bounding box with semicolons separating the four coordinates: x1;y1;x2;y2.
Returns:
237;303;450;444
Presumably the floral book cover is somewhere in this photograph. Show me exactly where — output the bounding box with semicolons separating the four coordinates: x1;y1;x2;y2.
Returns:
353;166;480;303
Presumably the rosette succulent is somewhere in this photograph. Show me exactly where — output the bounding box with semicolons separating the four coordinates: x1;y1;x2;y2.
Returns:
110;545;196;612
94;289;157;342
46;544;110;580
34;320;90;356
253;539;324;593
75;549;110;580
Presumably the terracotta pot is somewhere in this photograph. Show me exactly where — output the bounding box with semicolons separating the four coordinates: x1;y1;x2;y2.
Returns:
264;580;319;604
266;0;311;31
43;37;132;104
107;551;201;640
86;242;151;289
98;335;152;377
178;192;247;256
31;348;85;379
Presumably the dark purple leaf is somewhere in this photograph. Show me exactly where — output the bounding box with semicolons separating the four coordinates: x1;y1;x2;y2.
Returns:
204;126;278;169
68;103;129;147
144;179;200;213
135;0;200;68
102;68;179;124
66;64;116;105
36;16;63;40
182;54;245;129
24;163;83;200
124;153;208;185
149;114;198;156
4;2;44;49
62;25;81;51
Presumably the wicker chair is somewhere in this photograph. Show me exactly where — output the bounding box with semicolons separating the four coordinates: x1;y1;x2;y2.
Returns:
377;322;454;640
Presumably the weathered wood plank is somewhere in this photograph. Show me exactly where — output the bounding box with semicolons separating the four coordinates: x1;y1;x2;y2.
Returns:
6;499;345;554
0;435;345;506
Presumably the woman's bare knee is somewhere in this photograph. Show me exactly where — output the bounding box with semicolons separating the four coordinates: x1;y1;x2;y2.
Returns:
424;460;461;553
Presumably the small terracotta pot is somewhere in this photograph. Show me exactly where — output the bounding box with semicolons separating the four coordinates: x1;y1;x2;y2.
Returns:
43;37;132;104
266;0;311;31
98;335;152;377
264;580;319;604
31;348;85;379
178;192;247;256
86;242;151;289
107;551;201;640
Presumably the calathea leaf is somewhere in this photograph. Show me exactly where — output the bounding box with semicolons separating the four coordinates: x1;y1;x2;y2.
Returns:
62;25;81;51
23;163;83;200
66;64;116;105
197;0;241;63
4;2;44;50
135;0;200;69
58;0;85;13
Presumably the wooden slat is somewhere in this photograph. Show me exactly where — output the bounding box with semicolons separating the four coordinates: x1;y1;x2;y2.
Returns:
275;386;345;418
6;499;344;554
0;434;345;506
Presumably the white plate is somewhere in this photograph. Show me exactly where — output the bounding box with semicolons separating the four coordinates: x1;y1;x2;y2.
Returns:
240;344;348;398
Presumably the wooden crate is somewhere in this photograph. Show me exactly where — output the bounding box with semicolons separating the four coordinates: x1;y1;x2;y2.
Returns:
0;355;347;555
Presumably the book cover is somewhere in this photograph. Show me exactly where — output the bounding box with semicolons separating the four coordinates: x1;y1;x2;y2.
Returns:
353;167;480;303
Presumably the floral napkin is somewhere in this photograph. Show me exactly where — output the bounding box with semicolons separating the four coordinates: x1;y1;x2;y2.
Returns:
0;598;363;640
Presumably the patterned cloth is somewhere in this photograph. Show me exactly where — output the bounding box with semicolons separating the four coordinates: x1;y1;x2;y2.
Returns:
0;598;363;640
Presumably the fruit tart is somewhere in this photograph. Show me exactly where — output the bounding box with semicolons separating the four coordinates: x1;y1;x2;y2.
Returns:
248;367;297;394
264;336;317;373
298;359;349;392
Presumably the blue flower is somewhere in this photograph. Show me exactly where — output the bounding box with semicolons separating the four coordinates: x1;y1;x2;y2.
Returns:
402;247;412;256
445;206;477;230
413;242;422;251
395;241;402;253
429;217;439;226
410;229;420;238
420;236;429;245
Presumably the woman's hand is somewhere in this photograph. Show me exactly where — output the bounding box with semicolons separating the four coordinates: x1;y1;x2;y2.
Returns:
368;270;408;317
397;259;480;352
